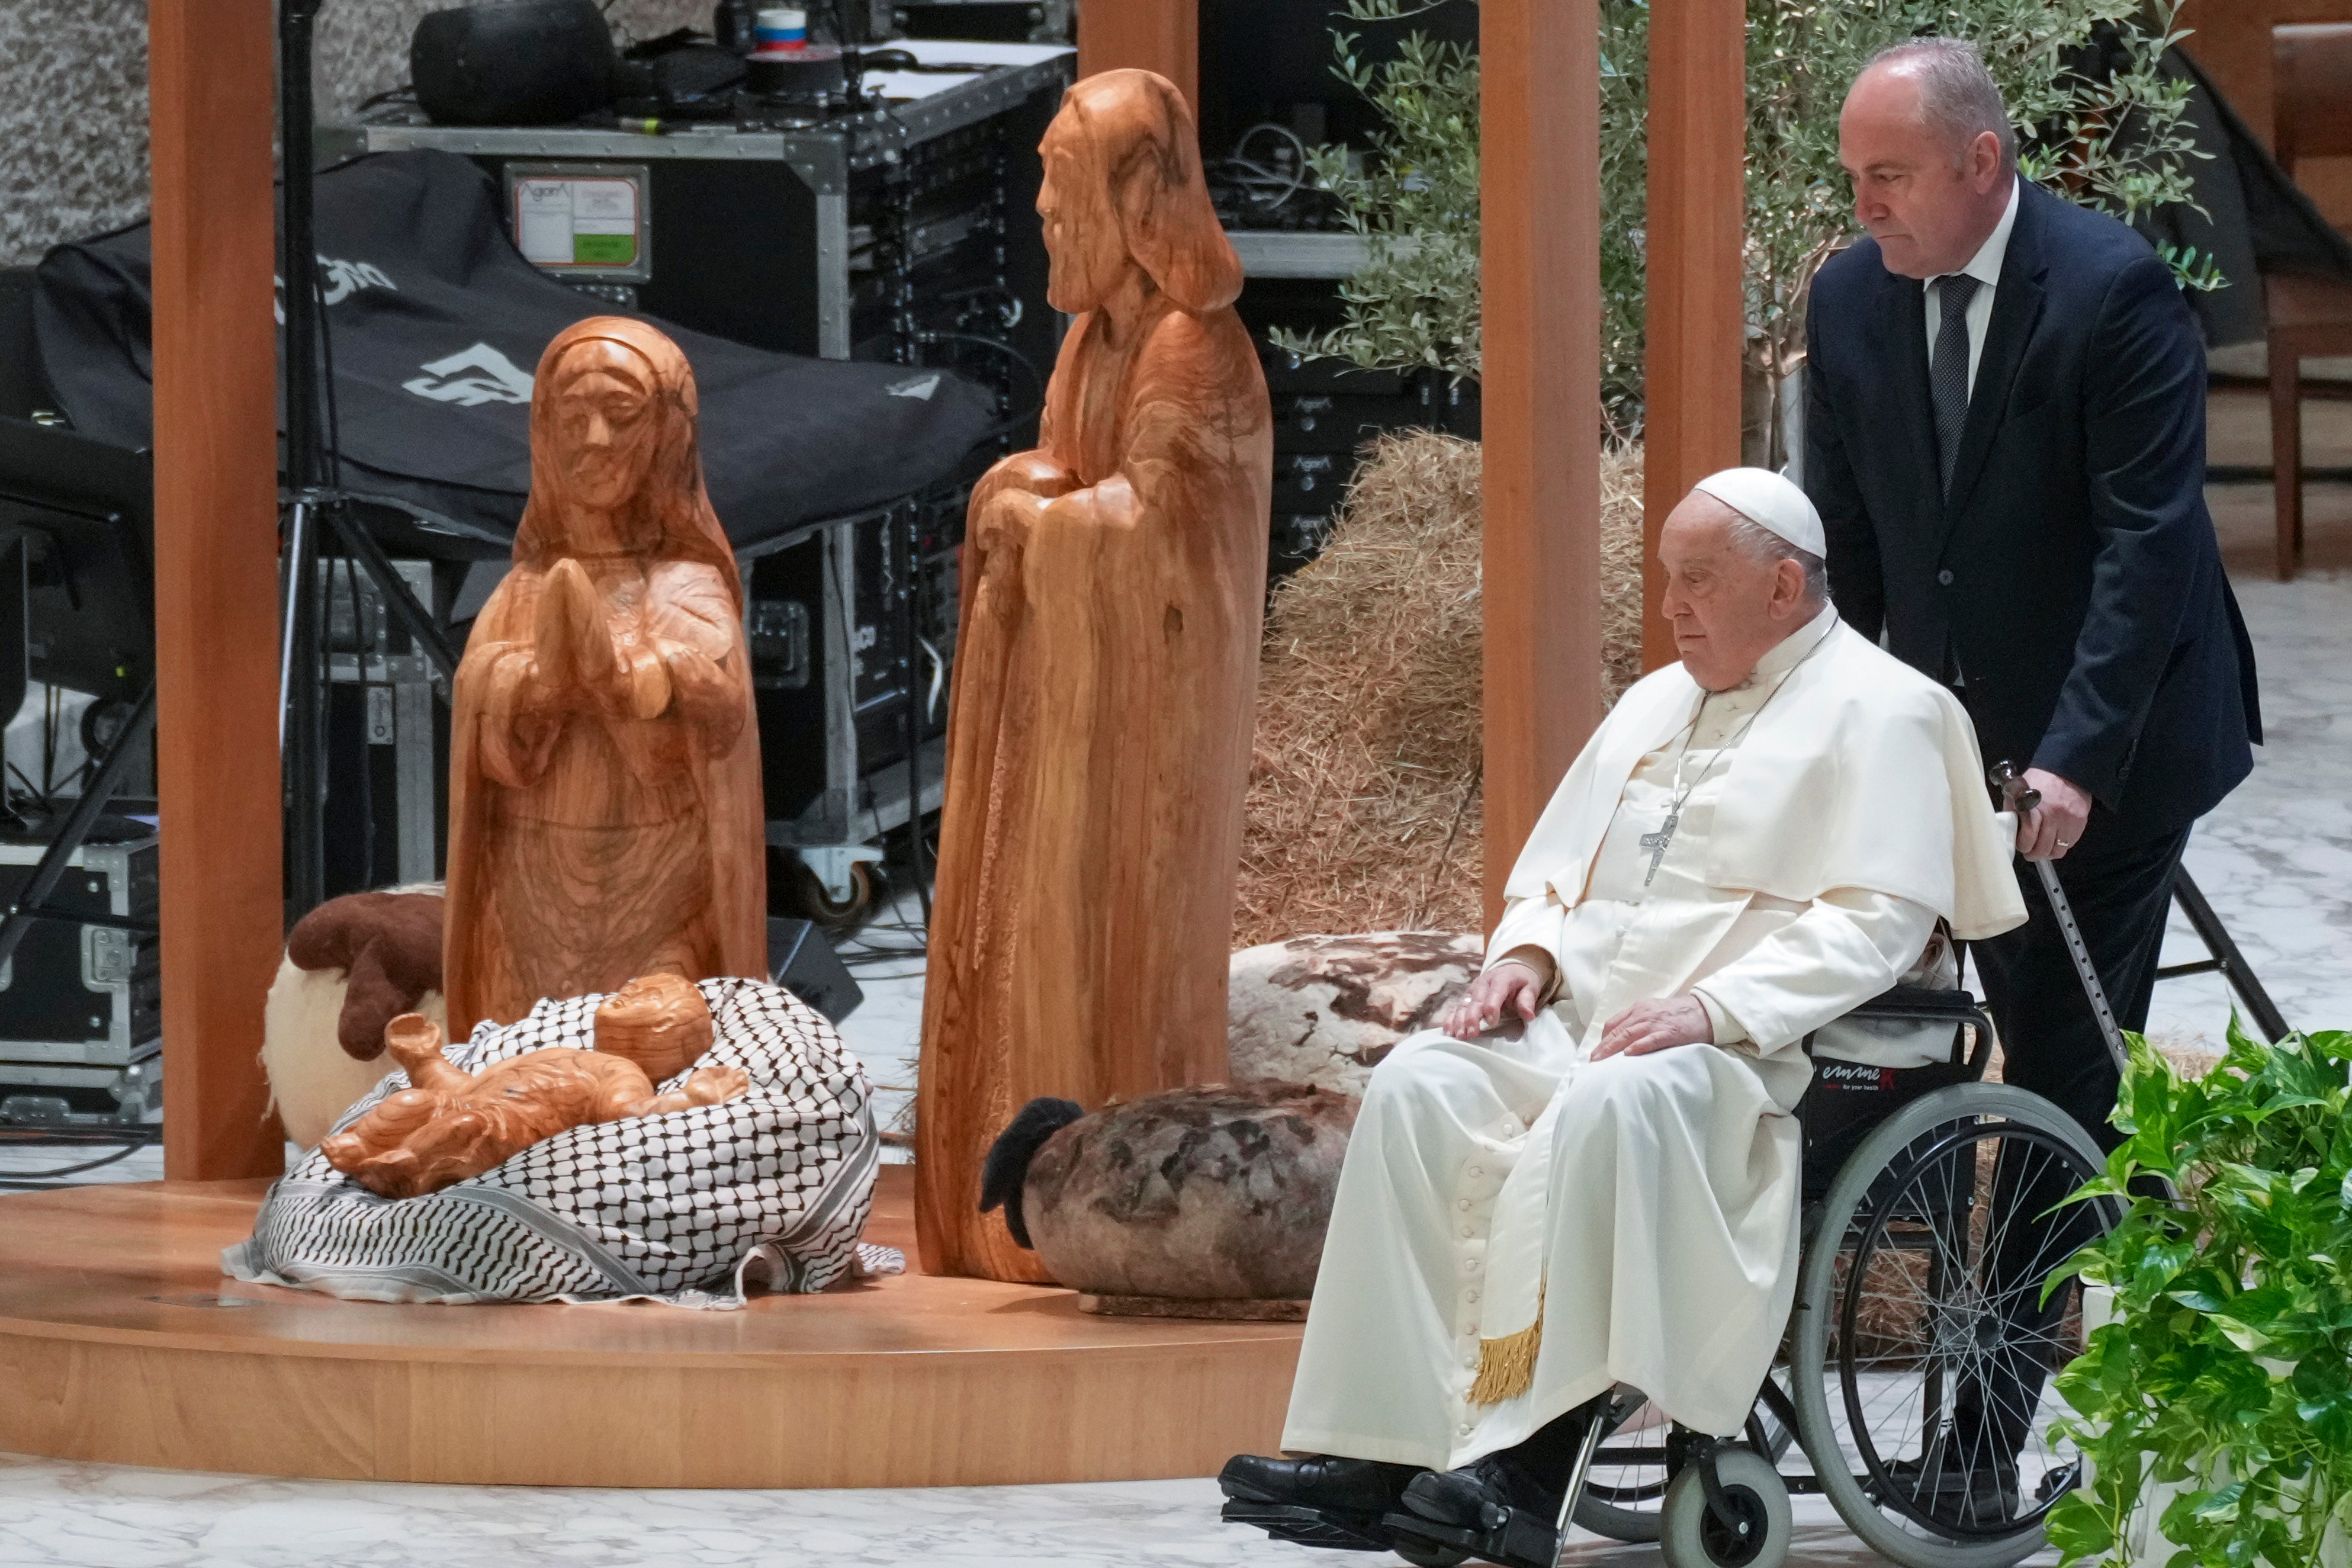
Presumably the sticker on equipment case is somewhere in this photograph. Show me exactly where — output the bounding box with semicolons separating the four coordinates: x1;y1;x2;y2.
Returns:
505;165;651;280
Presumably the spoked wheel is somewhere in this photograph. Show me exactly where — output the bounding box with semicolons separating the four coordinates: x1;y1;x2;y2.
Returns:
1789;1084;2121;1568
1574;1395;1672;1542
1574;1385;1795;1544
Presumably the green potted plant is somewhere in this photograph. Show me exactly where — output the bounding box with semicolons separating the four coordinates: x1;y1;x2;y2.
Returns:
2046;1021;2352;1568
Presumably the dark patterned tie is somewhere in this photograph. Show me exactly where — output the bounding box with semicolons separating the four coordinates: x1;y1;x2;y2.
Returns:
1930;273;1980;494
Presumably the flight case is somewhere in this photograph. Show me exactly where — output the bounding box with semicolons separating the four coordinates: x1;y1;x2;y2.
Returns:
0;829;160;1128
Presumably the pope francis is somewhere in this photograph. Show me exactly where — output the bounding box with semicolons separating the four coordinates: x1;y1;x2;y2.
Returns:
1220;468;2025;1567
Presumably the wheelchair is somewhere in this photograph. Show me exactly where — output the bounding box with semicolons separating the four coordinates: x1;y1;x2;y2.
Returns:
1394;984;2124;1568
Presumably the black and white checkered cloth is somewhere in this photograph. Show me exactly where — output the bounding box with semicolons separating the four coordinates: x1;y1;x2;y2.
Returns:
223;977;902;1307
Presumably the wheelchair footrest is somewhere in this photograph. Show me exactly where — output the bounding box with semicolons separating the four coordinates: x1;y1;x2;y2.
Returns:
1384;1506;1560;1568
1221;1499;1393;1553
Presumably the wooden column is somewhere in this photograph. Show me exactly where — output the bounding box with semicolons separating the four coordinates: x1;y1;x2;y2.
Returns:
1640;0;1747;670
2179;0;2277;149
1480;0;1602;926
151;0;287;1180
1077;0;1197;108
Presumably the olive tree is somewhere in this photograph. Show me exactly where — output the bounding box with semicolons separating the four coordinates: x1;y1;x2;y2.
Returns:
1283;0;2219;451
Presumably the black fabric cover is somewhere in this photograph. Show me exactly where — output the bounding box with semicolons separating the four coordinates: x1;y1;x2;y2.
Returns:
32;149;997;551
2147;49;2352;348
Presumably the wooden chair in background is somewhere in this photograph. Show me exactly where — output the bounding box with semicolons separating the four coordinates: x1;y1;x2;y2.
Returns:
2268;23;2352;580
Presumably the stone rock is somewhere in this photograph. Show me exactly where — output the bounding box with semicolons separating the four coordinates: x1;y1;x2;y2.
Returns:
1228;931;1483;1095
1025;1081;1358;1301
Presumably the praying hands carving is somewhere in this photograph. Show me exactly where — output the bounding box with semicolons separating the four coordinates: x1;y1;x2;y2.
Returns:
322;973;747;1199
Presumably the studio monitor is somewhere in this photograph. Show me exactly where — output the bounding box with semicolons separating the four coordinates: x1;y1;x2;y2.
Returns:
769;918;865;1025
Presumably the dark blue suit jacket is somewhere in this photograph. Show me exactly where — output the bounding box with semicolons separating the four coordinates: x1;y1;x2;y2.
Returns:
1804;179;2260;844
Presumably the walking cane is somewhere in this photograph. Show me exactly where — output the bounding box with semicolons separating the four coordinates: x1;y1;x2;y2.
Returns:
1989;761;2187;1222
1988;763;2132;1076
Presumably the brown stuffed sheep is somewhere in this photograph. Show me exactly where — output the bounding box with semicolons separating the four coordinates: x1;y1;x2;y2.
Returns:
979;1081;1357;1312
260;889;448;1147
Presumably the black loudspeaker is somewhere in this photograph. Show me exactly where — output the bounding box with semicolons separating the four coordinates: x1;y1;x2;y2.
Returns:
411;0;616;128
768;917;865;1025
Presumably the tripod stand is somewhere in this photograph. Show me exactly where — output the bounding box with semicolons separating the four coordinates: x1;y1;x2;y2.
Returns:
277;0;460;919
2162;866;2293;1042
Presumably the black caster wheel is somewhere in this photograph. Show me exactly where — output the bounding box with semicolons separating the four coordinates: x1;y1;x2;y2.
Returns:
775;849;883;931
1659;1448;1789;1568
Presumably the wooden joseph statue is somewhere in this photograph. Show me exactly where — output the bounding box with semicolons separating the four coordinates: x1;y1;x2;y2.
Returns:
915;70;1273;1281
444;317;766;1039
323;973;747;1199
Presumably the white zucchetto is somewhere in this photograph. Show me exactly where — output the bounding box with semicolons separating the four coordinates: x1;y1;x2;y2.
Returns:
1690;467;1826;558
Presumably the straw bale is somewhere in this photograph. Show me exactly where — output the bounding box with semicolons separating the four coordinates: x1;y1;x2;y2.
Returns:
2149;1030;2221;1081
1234;433;1646;947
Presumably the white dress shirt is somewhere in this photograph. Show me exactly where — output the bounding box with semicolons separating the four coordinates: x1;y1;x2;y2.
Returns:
1922;175;2020;399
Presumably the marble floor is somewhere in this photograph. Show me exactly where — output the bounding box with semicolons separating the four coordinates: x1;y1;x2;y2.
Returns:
832;888;930;1158
0;1453;1914;1568
1;489;2344;1567
2152;486;2352;1046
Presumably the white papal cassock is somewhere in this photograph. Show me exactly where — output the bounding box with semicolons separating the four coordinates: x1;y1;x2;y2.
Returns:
1282;605;2025;1469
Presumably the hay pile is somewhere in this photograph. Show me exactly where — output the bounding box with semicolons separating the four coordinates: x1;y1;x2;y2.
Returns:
1233;433;1645;947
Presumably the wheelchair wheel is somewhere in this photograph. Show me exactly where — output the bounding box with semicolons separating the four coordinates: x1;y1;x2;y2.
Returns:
1789;1083;2120;1568
1392;1541;1470;1568
1658;1447;1791;1568
1572;1395;1669;1541
1574;1385;1795;1543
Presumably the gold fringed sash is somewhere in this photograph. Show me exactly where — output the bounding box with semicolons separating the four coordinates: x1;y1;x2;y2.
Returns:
1467;1286;1543;1405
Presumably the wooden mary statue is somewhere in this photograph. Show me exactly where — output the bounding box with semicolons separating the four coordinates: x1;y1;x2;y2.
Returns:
916;69;1273;1280
444;317;766;1039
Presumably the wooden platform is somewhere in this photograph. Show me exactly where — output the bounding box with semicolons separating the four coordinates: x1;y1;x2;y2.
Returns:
0;1165;1303;1488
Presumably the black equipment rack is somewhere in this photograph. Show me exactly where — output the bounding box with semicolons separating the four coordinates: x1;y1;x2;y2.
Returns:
315;46;1071;918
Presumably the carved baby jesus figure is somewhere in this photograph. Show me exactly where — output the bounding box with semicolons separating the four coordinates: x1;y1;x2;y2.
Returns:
322;972;748;1199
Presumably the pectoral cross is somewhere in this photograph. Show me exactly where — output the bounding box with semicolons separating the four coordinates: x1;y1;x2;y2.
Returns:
1639;809;1679;887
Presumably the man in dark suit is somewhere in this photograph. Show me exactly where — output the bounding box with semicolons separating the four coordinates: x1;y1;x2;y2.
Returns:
1805;36;2261;1506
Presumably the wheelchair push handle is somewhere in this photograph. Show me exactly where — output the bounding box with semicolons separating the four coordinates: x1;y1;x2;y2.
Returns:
1986;761;2133;1077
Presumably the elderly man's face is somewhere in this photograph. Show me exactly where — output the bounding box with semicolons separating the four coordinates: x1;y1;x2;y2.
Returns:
1837;63;2009;280
1657;495;1817;692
